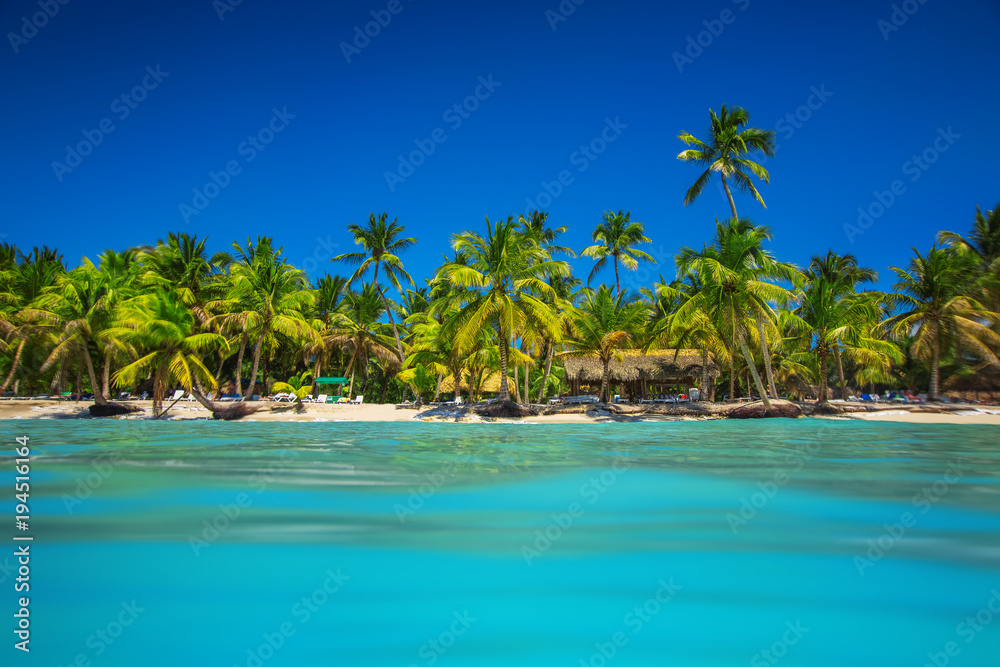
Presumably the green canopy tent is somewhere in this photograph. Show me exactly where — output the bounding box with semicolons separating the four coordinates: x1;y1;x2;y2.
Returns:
314;377;349;402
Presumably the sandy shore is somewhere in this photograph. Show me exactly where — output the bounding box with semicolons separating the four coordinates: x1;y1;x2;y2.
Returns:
1;398;998;425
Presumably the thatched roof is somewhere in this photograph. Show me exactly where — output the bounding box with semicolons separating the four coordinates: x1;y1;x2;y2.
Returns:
563;349;719;383
439;372;503;393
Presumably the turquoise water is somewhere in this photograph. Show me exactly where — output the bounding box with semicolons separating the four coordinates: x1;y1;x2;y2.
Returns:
3;419;1000;666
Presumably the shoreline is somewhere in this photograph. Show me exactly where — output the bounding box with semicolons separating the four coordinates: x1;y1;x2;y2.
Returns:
2;399;998;425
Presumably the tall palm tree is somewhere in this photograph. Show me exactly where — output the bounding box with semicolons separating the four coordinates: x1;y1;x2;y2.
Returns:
138;232;229;323
678;218;798;400
219;237;316;399
27;262;121;405
518;210;575;257
794;252;898;405
677;105;776;219
108;289;228;417
562;285;648;403
437;215;569;401
326;283;400;398
885;246;1000;400
938;202;1000;311
333;212;417;367
581;210;655;297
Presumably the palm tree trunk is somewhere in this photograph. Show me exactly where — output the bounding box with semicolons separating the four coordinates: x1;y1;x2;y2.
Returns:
432;371;442;402
48;357;66;395
700;346;710;402
235;330;248;396
512;365;521;403
189;380;218;412
213;354;226;399
755;317;778;399
0;339;25;394
737;332;772;412
524;363;531;405
930;322;941;401
729;358;736;401
834;345;848;400
81;344;108;405
721;173;738;220
613;255;622;297
101;351;111;399
600;358;611;403
536;341;555;403
246;326;266;400
498;327;510;401
818;348;829;405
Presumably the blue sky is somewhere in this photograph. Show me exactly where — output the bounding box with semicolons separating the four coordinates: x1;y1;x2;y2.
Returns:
2;0;998;294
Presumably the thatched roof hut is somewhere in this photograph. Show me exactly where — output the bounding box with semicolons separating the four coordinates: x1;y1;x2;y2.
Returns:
562;349;719;386
439;372;503;394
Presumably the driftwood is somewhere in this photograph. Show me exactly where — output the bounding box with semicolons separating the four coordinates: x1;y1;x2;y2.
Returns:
88;402;145;417
475;400;538;419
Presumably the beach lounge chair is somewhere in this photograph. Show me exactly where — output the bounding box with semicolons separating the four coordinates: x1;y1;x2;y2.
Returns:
270;392;294;402
167;389;184;402
454;396;463;405
306;394;327;404
349;394;364;405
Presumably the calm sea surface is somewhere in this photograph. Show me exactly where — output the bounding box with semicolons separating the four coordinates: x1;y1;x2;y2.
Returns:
3;419;999;666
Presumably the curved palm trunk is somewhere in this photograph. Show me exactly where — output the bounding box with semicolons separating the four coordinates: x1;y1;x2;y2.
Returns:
536;341;555;403
755;317;778;399
235;330;248;397
190;380;218;412
0;339;25;394
48;357;66;395
512;365;521;403
737;332;772;412
834;345;848;400
524;362;530;406
213;354;226;400
432;371;442;402
613;255;622;297
81;344;108;405
721;173;738;220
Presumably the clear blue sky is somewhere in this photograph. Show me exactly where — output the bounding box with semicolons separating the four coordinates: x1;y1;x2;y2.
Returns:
2;0;998;293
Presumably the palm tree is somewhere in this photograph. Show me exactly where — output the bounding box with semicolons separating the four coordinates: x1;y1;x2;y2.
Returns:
138;232;229;323
938;202;1000;311
26;262;119;405
326;283;400;399
562;285;648;403
678;218;799;401
108;289;228;417
794;252;898;405
220;237;316;399
535;273;581;403
581;210;655;296
677;105;776;219
333;212;416;367
271;371;314;408
518;210;575;257
675;220;798;412
884;246;1000;400
437;215;569;402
